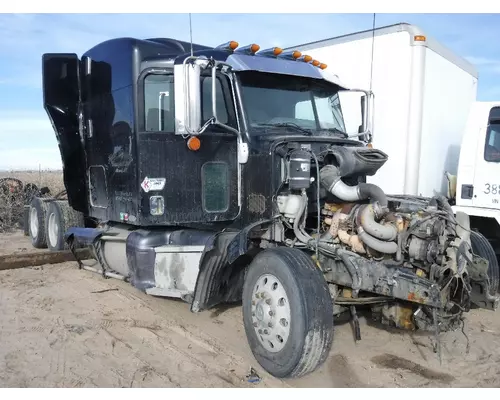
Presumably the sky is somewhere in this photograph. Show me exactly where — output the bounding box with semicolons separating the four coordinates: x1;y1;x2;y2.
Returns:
0;13;499;170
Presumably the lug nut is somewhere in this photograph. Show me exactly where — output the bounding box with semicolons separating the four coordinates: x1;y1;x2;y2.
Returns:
264;329;269;335
265;299;271;305
269;310;274;316
268;322;273;328
253;322;258;327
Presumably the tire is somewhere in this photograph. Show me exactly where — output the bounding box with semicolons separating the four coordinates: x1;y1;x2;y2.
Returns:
242;247;334;379
45;200;85;251
23;205;30;236
470;230;499;295
29;197;50;249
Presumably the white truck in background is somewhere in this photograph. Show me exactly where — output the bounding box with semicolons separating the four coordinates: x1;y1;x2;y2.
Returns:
453;102;500;252
289;23;500;301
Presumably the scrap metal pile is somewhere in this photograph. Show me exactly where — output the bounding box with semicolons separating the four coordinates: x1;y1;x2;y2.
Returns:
0;177;65;233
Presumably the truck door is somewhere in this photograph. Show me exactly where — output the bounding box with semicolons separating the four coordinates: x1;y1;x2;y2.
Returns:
42;53;88;214
472;106;500;209
138;69;240;224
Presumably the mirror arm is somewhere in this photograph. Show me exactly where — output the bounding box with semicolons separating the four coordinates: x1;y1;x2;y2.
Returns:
341;88;374;142
208;61;242;137
182;56;197;135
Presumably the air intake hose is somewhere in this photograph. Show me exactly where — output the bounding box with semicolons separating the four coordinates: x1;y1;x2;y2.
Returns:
320;164;398;249
320;165;387;206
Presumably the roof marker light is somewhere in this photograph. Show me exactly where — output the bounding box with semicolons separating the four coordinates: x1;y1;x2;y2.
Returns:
278;50;302;61
301;55;313;63
414;35;426;42
311;60;320;67
257;47;283;57
215;41;239;51
319;63;327;69
236;43;261;55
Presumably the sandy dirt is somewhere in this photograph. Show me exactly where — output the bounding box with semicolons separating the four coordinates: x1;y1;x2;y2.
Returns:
1;231;500;388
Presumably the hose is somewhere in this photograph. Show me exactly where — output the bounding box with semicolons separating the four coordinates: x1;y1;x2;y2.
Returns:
293;193;313;244
319;244;362;293
358;182;388;207
357;227;398;254
329;179;361;201
359;203;397;241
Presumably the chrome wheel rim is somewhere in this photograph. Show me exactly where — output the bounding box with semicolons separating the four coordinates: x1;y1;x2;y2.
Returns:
251;273;291;353
30;207;38;238
48;212;58;247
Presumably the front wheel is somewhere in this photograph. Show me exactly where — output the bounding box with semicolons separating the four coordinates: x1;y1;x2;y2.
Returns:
470;230;499;295
242;247;334;379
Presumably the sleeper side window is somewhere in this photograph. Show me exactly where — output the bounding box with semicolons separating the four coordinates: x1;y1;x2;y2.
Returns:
484;107;500;163
144;74;175;132
202;162;229;213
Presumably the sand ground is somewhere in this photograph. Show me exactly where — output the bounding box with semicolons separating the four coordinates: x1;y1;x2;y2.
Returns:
1;230;500;388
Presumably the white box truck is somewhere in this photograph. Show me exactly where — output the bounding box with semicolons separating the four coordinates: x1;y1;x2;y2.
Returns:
289;24;500;303
289;23;478;199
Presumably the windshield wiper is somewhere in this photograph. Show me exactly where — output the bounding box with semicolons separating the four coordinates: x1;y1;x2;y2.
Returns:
318;127;348;138
254;122;313;136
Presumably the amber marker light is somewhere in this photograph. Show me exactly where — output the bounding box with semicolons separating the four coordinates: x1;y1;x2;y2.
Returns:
229;41;239;50
250;44;260;53
312;60;320;67
292;50;302;59
303;55;313;62
319;63;327;69
187;136;201;151
273;47;283;56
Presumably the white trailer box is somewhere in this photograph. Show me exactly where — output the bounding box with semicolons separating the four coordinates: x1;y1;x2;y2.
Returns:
289;23;478;198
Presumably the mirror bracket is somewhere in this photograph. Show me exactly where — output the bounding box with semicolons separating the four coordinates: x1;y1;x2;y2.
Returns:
340;88;374;143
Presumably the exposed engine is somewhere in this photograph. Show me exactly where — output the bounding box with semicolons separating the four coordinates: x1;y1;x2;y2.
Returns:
273;142;496;334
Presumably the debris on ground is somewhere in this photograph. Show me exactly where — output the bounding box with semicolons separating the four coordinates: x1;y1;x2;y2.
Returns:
0;175;67;233
246;367;261;384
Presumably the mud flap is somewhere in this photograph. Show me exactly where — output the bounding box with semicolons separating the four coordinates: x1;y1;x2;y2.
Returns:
42;53;88;214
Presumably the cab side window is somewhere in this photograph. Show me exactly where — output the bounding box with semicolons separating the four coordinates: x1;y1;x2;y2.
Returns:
484;107;500;163
144;74;175;132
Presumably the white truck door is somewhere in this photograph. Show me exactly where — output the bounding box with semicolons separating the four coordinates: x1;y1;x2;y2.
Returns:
472;106;500;209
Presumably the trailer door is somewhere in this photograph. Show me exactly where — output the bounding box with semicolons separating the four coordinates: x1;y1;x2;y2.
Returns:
42;53;88;214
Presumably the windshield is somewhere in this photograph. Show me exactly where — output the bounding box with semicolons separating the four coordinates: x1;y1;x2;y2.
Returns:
238;71;346;136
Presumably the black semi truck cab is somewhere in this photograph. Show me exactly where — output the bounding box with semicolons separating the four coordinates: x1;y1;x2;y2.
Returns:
31;36;497;380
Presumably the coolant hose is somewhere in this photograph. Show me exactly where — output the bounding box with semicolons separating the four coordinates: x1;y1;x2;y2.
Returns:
293;193;313;244
359;204;397;241
357;227;398;254
318;244;362;292
337;249;362;293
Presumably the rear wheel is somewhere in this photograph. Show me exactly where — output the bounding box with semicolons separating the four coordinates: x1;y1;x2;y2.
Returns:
45;200;84;251
242;247;334;379
29;197;50;248
471;230;499;294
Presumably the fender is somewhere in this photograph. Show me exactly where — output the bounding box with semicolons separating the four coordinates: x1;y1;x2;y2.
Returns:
190;219;273;312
